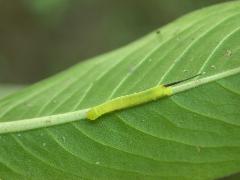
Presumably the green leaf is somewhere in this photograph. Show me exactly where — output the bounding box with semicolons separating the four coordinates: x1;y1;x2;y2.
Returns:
0;85;24;99
0;1;240;179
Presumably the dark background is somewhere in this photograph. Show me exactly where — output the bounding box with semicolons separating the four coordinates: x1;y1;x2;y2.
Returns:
0;0;230;84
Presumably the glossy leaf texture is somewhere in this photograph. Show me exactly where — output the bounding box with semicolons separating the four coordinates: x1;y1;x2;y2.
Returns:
0;1;240;179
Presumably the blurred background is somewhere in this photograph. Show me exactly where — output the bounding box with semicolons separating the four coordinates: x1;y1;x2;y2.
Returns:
0;0;231;85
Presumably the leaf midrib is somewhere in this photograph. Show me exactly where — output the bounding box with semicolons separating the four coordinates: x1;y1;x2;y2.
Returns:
0;66;239;134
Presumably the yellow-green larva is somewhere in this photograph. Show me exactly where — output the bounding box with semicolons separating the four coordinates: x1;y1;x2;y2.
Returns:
87;85;173;120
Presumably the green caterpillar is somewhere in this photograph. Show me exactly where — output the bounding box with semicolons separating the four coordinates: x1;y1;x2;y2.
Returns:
87;74;202;120
87;85;172;120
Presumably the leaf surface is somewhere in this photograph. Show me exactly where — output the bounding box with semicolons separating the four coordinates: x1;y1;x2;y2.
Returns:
0;2;240;179
0;85;23;99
